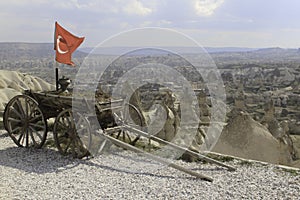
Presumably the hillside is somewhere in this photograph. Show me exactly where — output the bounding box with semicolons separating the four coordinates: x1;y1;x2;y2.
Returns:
0;42;87;60
0;43;54;60
0;42;86;83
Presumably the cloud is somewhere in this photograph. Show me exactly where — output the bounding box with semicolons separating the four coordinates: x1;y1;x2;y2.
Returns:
123;0;152;16
193;0;224;16
49;0;152;16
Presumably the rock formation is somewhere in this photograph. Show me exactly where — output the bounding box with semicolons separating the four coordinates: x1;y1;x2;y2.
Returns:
0;70;55;111
213;111;292;164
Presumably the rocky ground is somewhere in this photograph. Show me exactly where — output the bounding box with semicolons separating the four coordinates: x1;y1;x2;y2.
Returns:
0;130;299;200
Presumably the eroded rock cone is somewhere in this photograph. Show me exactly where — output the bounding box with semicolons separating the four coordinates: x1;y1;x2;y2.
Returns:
213;111;292;165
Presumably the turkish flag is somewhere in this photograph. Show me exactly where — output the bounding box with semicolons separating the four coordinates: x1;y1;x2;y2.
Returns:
54;22;84;66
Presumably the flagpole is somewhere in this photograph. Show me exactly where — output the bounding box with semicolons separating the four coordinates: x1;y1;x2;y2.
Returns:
55;61;59;91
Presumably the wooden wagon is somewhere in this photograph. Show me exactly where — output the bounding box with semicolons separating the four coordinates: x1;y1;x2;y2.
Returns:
3;89;145;159
3;87;236;181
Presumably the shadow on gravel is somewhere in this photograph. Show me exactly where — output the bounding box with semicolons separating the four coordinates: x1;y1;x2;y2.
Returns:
191;166;228;172
107;151;224;177
79;152;212;180
0;146;79;174
0;135;215;180
0;146;194;179
84;160;178;179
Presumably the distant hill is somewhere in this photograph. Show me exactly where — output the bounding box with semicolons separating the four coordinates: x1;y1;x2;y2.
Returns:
253;47;299;54
0;43;53;60
1;42;297;58
0;42;86;83
205;47;258;53
79;46;258;55
0;42;87;61
1;42;300;73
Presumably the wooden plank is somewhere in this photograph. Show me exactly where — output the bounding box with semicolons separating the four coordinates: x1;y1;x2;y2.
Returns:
122;124;236;171
100;132;213;181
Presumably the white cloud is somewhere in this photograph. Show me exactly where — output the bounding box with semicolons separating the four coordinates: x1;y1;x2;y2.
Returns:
123;0;152;16
193;0;224;16
49;0;152;16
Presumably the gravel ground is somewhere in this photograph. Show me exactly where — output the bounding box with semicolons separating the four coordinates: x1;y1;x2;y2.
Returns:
0;130;299;200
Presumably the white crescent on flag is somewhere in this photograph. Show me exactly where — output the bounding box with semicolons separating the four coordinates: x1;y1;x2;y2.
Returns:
56;35;68;54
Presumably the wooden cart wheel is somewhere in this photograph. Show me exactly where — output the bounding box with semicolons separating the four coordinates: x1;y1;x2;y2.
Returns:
3;95;47;148
53;109;91;158
113;103;145;145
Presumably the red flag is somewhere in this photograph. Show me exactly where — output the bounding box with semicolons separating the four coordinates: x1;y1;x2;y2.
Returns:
54;22;84;66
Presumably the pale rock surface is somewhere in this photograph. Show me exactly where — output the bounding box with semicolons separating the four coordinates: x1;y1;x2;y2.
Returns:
213;111;291;165
0;70;55;111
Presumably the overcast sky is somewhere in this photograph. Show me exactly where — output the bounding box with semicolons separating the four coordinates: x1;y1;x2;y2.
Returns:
0;0;299;48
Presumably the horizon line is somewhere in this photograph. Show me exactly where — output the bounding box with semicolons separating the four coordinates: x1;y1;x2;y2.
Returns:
0;41;299;50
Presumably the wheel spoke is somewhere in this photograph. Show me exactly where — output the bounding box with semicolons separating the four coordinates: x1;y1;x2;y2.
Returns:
57;121;68;129
114;130;121;138
25;129;29;147
62;115;71;128
66;115;73;128
25;98;29;117
29;126;43;141
10;126;22;134
7;117;22;123
125;131;132;143
10;106;23;119
73;136;85;157
15;99;25;117
76;136;85;148
61;115;66;125
17;131;25;144
28;129;37;146
29;115;42;123
76;116;84;126
29;102;38;118
56;133;71;154
29;123;45;129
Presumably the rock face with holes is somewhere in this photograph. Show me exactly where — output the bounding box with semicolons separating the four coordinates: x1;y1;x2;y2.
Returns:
0;70;55;111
